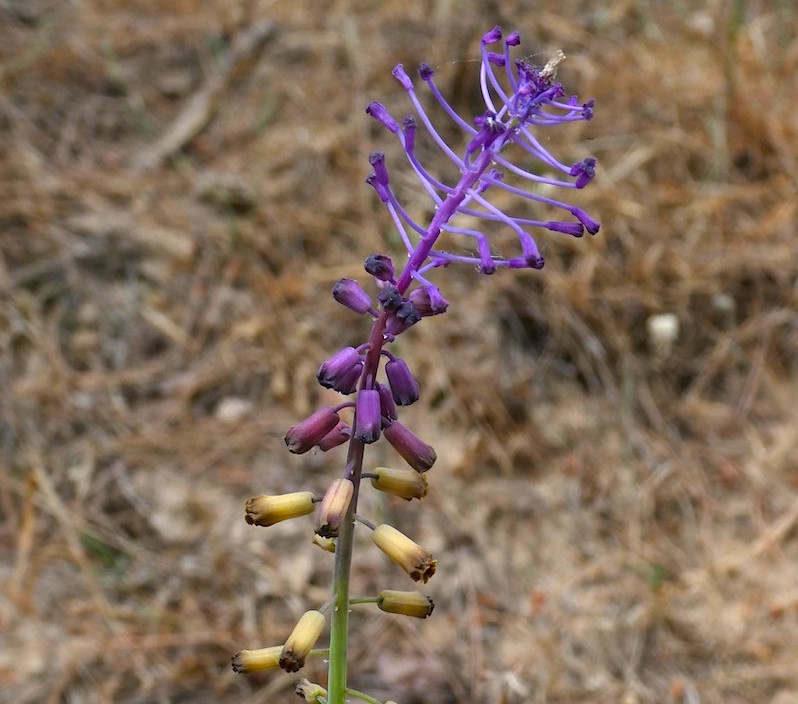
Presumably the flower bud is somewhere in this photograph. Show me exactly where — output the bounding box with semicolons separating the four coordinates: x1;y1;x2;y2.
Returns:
231;645;282;673
372;524;437;583
378;589;435;619
385;301;420;336
383;420;437;472
284;406;341;454
279;610;326;672
370;466;428;501
376;285;403;312
245;491;316;527
354;388;381;444
385;357;420;406
316;347;363;394
364;253;395;282
408;285;449;316
314;478;354;538
316;421;350;451
332;278;372;314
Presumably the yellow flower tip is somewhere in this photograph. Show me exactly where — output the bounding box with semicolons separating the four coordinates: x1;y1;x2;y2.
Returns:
231;645;282;673
312;533;336;553
378;589;435;619
244;491;315;527
295;678;328;703
279;610;326;673
372;524;437;584
371;466;429;501
314;478;354;538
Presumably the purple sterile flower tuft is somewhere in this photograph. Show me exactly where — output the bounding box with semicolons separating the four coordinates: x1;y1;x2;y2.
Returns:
385;357;420;406
317;347;363;394
285;406;341;454
354;389;382;444
365;254;395;282
333;278;374;315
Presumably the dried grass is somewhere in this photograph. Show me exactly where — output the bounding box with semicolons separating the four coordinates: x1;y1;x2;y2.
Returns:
1;1;797;703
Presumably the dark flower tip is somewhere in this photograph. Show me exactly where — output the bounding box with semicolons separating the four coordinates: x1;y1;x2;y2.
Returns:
365;253;395;282
482;26;502;45
418;63;434;80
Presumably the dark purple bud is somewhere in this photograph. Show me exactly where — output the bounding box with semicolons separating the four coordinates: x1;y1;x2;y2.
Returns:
317;421;351;451
418;63;434;81
377;382;397;421
366;101;399;133
547;221;585;237
333;278;373;314
377;286;403;312
482;26;502;45
385;302;421;336
572;207;601;235
392;63;413;91
505;31;521;46
317;347;363;394
284;406;341;454
383;420;437;472
364;254;395;282
570;158;596;189
408;286;449;316
581;99;595;120
354;389;382;444
386;358;420;406
486;51;505;66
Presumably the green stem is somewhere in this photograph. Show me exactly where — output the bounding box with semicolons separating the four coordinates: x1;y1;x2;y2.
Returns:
327;312;389;704
345;688;384;704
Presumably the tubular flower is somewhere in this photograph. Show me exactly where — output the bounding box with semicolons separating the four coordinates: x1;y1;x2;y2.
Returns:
245;491;316;527
370;466;428;501
385;357;420;406
231;646;282;674
279;610;326;673
354;388;382;443
317;347;363;394
284;406;341;454
315;478;354;538
377;589;435;619
372;523;437;583
383;420;437;472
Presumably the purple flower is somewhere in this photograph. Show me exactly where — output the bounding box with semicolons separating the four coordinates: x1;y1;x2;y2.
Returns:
354;388;382;444
385;357;420;406
383;420;436;472
364;26;599;281
333;278;374;315
284;406;341;454
317;347;363;394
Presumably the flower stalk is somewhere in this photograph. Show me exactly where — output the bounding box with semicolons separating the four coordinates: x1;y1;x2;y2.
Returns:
231;25;599;704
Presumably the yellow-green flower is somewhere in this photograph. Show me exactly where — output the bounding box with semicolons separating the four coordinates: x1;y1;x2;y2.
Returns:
244;491;315;527
372;524;436;583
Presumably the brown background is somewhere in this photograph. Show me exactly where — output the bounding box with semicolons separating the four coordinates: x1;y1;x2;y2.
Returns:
2;1;797;703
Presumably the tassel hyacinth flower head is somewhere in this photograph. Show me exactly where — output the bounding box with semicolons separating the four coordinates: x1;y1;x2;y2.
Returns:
232;25;599;704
